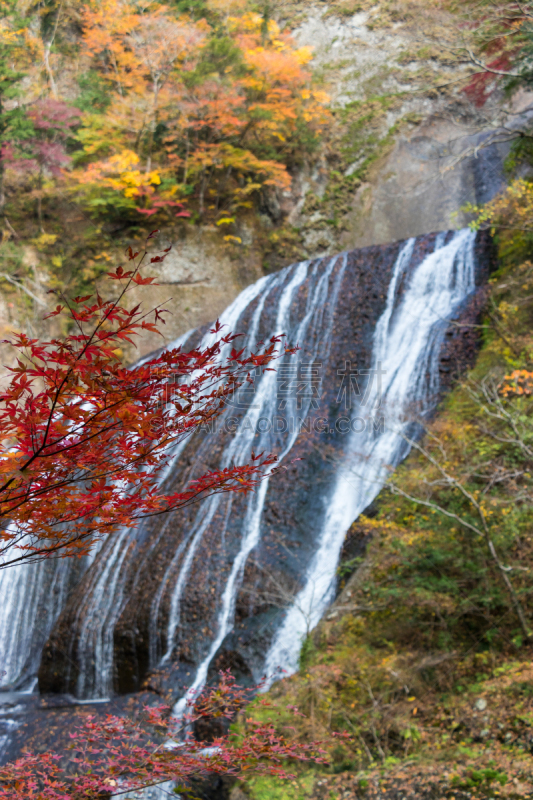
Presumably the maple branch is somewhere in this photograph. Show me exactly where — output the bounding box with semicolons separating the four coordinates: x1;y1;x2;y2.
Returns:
465;47;523;77
8;246;153;480
0;457;280;565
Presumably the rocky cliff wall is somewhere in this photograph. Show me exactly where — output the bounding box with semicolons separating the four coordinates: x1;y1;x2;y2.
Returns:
38;229;493;703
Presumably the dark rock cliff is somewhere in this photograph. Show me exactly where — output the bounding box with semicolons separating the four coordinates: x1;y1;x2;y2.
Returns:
38;230;494;702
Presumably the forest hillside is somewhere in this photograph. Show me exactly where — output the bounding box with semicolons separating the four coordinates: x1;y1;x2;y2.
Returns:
2;2;533;799
0;0;521;354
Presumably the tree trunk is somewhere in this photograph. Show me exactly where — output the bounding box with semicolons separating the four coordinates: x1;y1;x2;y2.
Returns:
0;92;6;216
146;80;159;176
486;536;531;640
199;166;206;217
183;130;190;186
43;41;58;99
37;166;44;232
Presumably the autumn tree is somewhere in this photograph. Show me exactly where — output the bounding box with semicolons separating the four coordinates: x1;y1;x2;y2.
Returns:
0;1;33;213
460;0;533;107
0;230;295;566
0;1;77;220
73;0;329;226
168;9;329;219
4;99;81;230
79;0;207;160
411;2;533;172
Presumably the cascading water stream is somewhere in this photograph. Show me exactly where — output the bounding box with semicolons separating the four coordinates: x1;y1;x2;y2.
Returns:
73;253;348;699
71;279;278;699
119;229;479;800
263;227;476;679
154;273;281;666
72;331;195;700
0;513;100;691
0;555;70;690
170;253;349;715
0;228;484;724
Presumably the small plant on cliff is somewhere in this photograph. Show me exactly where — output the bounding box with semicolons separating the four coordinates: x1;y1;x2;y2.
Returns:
460;0;533;107
0;229;296;567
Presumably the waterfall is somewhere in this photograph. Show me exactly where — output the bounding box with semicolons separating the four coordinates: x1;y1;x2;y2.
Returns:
119;228;479;800
70;279;276;699
0;535;79;690
263;227;476;679
0;228;483;709
72;253;348;699
170;252;349;715
71;331;195;700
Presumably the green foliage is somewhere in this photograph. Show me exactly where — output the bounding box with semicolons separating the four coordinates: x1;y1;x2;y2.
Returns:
298;634;316;671
76;71;113;114
169;0;212;18
452;767;508;789
339;95;399;169
2;108;34;143
0;2;32;146
79;185;142;222
248;770;316;800
189;31;244;82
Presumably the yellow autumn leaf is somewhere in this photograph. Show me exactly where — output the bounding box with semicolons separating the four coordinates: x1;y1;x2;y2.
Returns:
108;149;140;171
295;45;313;65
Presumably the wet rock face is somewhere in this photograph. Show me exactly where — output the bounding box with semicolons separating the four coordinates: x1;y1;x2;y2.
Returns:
38;231;493;701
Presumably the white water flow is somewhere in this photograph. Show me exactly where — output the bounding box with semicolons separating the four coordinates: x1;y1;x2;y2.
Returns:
73;331;197;699
74;276;281;697
154;273;279;666
0;229;478;707
76;274;281;698
263;228;476;680
0;552;71;689
166;253;349;715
